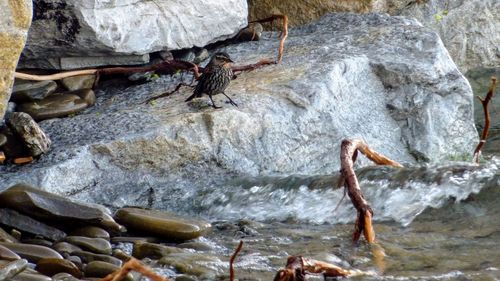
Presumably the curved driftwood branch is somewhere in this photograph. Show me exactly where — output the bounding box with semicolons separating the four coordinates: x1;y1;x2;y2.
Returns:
473;76;497;163
340;139;402;244
229;240;244;281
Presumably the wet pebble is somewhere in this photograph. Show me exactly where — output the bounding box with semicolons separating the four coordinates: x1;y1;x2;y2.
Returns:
61;75;96;91
0;242;63;263
21;239;54;248
84;261;132;281
12;80;57;103
0;208;66;241
70;226;109;240
35;258;82;278
0;183;123;233
115;207;211;241
72;250;122;266
64;236;111;255
52;242;82;255
52;272;81;281
0;244;21;260
0;259;28;280
11;272;53;281
159;252;221;279
132;241;184;260
18;93;89;121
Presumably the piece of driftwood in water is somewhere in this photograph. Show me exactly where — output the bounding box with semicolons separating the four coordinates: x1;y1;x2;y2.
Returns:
99;258;171;281
273;256;370;281
473;76;497;163
340;139;403;243
229;240;244;281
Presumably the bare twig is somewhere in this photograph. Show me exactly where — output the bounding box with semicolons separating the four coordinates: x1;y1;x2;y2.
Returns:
340;139;402;244
229;240;244;281
99;258;171;281
473;77;497;163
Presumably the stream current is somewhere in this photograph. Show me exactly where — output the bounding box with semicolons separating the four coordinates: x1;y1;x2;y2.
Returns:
144;69;500;280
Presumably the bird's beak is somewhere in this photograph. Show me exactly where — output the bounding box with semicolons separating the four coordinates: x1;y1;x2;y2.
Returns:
226;58;234;63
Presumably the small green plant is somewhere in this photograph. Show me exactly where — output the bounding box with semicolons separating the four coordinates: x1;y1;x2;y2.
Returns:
434;1;449;22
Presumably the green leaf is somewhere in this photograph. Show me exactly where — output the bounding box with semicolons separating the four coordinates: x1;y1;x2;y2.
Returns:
434;14;443;21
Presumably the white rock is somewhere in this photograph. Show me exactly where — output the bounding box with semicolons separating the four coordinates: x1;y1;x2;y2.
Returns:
20;0;248;69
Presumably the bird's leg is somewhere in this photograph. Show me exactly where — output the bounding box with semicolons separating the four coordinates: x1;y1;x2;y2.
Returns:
222;92;238;107
209;94;222;109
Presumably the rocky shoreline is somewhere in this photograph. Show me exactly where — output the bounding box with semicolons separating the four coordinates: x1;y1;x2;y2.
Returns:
0;183;213;280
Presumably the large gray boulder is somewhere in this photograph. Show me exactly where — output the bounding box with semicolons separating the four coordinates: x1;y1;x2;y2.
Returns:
0;0;32;121
0;13;478;211
392;0;500;73
19;0;248;69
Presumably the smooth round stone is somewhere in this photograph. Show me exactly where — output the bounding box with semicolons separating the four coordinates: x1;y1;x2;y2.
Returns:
64;236;111;255
0;259;28;280
178;242;214;252
132;241;184;260
72;250;122;266
17;93;89;121
11;80;57;103
52;272;81;281
70;226;109;240
0;208;65;242
0;244;21;260
115;208;211;241
0;183;123;233
111;249;130;262
11;272;53;281
52;242;82;255
21;239;53;248
67;89;96;106
0;134;6;147
61;75;96;91
35;258;82;278
66;256;82;270
0;242;63;263
84;261;133;281
159;253;220;278
110;236;159;244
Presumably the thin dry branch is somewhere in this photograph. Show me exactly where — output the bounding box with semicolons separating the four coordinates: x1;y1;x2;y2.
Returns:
473;76;497;163
14;60;200;82
340;139;402;244
229;240;244;281
233;14;288;73
99;258;171;281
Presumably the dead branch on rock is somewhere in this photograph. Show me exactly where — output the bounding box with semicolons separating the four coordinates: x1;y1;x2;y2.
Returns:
14;60;201;82
229;240;244;281
473;76;497;163
340;139;402;244
233;14;288;73
99;258;171;281
273;256;371;281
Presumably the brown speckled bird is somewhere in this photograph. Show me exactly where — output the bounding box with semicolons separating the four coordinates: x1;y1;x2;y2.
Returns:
185;52;237;109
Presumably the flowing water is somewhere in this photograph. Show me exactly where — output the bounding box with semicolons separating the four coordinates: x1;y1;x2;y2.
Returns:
143;69;500;280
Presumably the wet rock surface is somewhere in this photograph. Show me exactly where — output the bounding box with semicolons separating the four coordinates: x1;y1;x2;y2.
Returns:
35;258;82;278
0;259;28;280
17;92;92;121
0;208;66;241
0;14;478;212
63;236;111;255
0;242;63;263
115;208;211;241
0;183;123;232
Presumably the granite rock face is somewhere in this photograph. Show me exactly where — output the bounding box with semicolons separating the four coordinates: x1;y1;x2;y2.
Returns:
395;0;500;72
0;14;478;213
0;0;32;120
19;0;248;69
